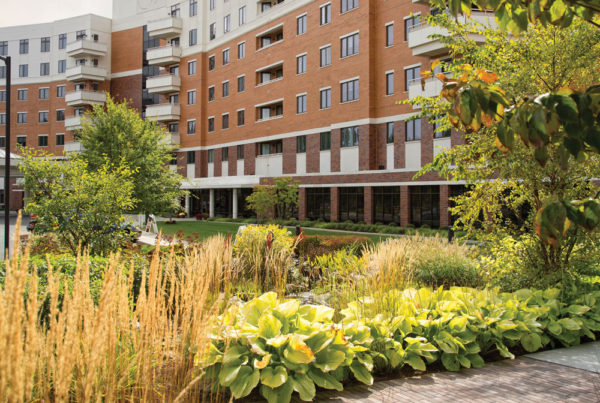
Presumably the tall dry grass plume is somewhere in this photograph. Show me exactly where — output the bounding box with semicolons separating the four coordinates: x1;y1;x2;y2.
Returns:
0;219;233;402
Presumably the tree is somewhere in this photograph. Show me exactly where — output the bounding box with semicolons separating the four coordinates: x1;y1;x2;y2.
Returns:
79;96;185;217
246;177;299;219
409;12;600;276
425;0;600;244
20;148;136;255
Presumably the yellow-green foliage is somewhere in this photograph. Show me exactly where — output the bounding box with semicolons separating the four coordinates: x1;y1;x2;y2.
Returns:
233;225;296;294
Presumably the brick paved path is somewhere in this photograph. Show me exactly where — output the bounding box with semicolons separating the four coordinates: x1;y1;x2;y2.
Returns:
300;357;600;402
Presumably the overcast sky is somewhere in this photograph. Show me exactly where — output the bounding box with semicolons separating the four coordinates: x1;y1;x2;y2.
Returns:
0;0;112;27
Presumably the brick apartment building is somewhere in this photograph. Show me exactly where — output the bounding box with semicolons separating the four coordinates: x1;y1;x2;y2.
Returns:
0;0;495;226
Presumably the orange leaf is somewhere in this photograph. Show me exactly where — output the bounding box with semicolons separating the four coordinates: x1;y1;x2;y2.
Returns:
431;59;440;70
436;73;448;82
481;113;494;128
479;70;498;84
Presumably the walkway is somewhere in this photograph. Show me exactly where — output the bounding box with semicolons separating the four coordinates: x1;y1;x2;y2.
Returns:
301;343;600;402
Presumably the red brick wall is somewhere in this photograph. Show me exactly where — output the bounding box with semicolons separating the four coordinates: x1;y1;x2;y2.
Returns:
298;187;306;220
330;187;339;222
364;186;373;224
358;124;377;171
228;146;237;176
394;120;406;169
110;74;143;113
244;143;256;175
176;152;187;177
440;184;450;227
282;137;296;174
214;147;222;176
400;185;409;227
306;133;320;173
421;118;434;167
331;129;340;172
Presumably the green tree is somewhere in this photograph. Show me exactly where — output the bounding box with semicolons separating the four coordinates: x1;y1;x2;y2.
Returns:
20;148;136;255
79;96;185;217
246;177;299;219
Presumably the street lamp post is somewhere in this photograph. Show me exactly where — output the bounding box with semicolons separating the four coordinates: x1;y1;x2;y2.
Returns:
0;56;11;256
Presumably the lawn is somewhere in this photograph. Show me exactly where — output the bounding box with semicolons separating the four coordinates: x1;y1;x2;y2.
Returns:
157;220;394;242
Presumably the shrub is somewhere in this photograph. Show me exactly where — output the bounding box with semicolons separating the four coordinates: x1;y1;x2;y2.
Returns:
296;235;372;260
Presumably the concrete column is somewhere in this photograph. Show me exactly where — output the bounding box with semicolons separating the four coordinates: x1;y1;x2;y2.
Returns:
185;194;190;217
232;188;238;219
209;189;215;218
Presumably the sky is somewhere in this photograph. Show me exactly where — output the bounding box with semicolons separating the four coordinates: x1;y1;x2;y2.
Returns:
0;0;112;27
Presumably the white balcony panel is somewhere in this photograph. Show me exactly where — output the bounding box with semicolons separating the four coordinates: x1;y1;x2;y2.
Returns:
161;132;180;146
147;17;183;39
255;154;283;177
433;137;451;159
187;163;195;179
64;116;83;130
66;39;107;57
146;74;181;94
296;153;306;175
386;144;395;170
145;103;181;122
405;141;421;171
208;162;214;177
66;65;108;82
222;161;229;177
64;141;84;153
65;90;107;106
340;146;359;173
237;160;245;176
408;78;444;100
319;151;331;174
147;46;182;66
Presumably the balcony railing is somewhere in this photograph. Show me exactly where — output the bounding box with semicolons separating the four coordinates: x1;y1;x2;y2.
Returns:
147;16;183;39
146;45;182;67
65;90;107;106
65;65;108;82
66;39;107;57
145;103;181;122
146;74;181;94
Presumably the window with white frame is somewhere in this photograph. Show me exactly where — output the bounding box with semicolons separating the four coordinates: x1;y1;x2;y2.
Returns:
39;88;49;100
223;48;230;65
405;65;420;90
297;14;307;35
239;6;247;25
238;75;245;92
56;134;64;146
386;72;394;95
190;0;197;16
56;110;65;122
340;79;359;102
189;29;197;45
405;15;420;40
297;54;307;74
222;113;229;130
40;37;50;52
40;63;50;76
19;64;28;77
39;111;49;123
38;135;48;147
321;3;331;25
188;90;196;105
208;55;215;71
188;60;197;75
320;45;331;67
320;88;331;109
297;94;307;114
209;23;216;40
57;85;65;98
341;32;359;58
208;86;215;101
224;14;231;33
58;59;66;73
208;117;215;132
406;118;421;141
58;34;66;49
341;126;359;147
17;136;27;147
17;89;27;101
387;122;394;143
386;23;394;46
341;0;358;13
210;0;215;10
238;41;245;59
237;109;245;126
222;81;229;97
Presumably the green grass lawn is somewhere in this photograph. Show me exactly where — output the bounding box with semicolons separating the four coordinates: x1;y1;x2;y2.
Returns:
157;221;394;242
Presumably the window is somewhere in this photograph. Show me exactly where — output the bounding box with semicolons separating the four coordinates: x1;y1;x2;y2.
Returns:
373;186;401;224
341;32;359;57
17;89;28;101
321;3;332;25
58;60;66;73
258;140;282;155
260;107;271;120
405;15;420;40
17;136;27;147
190;0;197;16
0;41;7;56
341;78;359;102
208;55;215;71
297;135;306;153
239;6;246;25
58;33;67;49
410;185;440;227
222;114;229;129
386;23;394;46
38;135;48;147
0;66;5;79
341;0;358;13
320;132;331;150
222;81;229;97
17;112;27;124
41;37;50;52
223;49;230;65
209;0;215;10
339;187;364;223
188;90;196;105
188;60;197;75
224;14;231;33
434;116;451;138
222;148;228;161
76;30;86;40
19;39;28;54
341;126;359;147
0;91;5;102
39;88;49;100
187;120;196;134
297;94;307;114
297;14;307;35
297;54;307;74
169;123;178;134
56;134;65;146
40;63;50;76
189;29;197;45
0;114;5;125
307;188;331;221
170;3;180;17
19;64;28;78
385;122;395;144
320;88;331;109
320;45;331;67
208;86;215;101
170;94;179;104
187;151;196;164
237;144;244;160
208;117;215;132
39;111;49;123
386;72;394;95
406;118;421;141
208;150;214;163
237;75;245;92
56;110;65;121
405;66;420;90
209;23;216;40
237;109;245;126
57;85;65;98
237;42;245;59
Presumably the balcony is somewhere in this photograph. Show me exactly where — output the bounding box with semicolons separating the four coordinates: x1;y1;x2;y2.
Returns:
66;39;107;57
256;61;283;87
408;11;495;57
64;141;85;153
408;77;444;100
65;90;107;106
65;65;108;82
146;74;181;94
258;0;285;15
145;103;181;122
256;99;284;122
147;16;183;39
162;132;180;146
146;45;182;66
64;116;84;130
